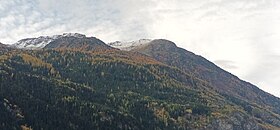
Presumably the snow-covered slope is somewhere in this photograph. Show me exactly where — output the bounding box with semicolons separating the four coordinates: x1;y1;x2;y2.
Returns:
108;39;152;51
13;33;86;49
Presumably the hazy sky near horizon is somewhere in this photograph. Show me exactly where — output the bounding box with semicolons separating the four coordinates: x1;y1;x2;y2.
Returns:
1;0;280;97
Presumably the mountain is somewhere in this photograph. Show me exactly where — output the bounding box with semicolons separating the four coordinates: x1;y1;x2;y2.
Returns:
113;39;280;125
13;33;113;51
1;34;280;130
128;39;280;107
13;33;86;49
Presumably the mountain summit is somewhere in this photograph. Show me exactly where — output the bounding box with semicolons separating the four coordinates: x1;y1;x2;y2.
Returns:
13;33;112;51
13;33;87;49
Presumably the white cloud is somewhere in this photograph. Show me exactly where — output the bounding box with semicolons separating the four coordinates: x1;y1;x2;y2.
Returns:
0;0;280;97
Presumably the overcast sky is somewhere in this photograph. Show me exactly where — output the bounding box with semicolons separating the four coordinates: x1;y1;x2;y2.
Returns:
1;0;280;97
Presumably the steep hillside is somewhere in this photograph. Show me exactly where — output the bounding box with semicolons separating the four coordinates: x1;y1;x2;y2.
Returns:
128;39;280;120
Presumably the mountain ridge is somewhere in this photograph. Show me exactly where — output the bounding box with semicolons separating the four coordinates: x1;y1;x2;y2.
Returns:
13;33;88;49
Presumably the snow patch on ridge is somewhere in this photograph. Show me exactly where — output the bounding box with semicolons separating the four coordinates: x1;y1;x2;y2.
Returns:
108;39;152;51
13;33;86;49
